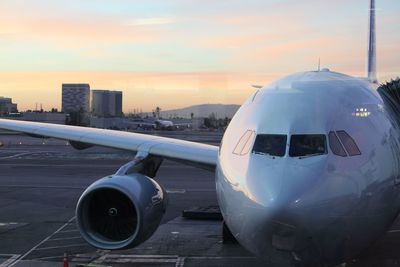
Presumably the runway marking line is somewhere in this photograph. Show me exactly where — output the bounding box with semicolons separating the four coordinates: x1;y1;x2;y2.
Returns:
98;255;179;258
28;255;64;261
0;185;85;190
47;236;82;241
93;254;257;266
7;216;76;267
103;259;177;264
35;243;88;251
187;256;255;260
0;153;35;160
0;151;56;160
0;255;20;267
94;255;179;265
176;257;185;267
58;229;80;233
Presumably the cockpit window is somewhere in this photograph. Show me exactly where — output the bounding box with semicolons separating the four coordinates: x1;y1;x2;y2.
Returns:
233;130;255;155
289;135;327;157
241;131;256;155
328;131;361;157
336;131;361;156
252;134;287;157
328;131;347;157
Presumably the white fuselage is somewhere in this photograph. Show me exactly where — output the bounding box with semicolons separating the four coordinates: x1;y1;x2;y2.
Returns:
216;70;400;265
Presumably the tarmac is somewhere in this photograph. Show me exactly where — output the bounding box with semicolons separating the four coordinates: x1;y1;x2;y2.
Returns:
1;132;400;267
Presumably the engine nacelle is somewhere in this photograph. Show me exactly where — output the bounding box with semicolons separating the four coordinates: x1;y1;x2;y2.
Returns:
69;140;93;150
76;173;166;250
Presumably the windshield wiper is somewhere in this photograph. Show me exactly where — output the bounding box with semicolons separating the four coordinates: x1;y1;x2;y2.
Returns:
253;151;277;157
298;153;325;159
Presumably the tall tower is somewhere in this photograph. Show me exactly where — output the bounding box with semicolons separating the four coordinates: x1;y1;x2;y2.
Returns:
62;84;90;113
62;84;90;126
367;0;377;83
91;90;123;117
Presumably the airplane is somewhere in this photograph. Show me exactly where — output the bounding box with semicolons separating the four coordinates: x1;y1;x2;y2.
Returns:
154;119;190;130
0;0;399;266
155;118;174;128
132;118;190;130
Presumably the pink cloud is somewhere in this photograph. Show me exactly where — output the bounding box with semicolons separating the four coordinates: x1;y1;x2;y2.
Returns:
0;15;171;49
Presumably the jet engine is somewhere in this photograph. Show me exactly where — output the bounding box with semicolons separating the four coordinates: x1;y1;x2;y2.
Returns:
68;140;93;150
76;173;167;250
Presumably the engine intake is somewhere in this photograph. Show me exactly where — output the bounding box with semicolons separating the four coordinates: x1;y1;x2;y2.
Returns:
76;173;166;250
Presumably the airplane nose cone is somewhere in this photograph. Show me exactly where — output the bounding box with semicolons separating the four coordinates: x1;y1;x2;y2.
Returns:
247;159;322;209
241;158;327;263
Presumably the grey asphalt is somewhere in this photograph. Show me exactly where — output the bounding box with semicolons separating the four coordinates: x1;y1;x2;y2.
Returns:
0;133;400;267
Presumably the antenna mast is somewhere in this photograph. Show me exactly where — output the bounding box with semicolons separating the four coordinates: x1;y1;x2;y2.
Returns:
318;58;321;71
367;0;377;83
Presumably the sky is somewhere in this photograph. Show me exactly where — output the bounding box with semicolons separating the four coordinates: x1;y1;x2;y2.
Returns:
0;0;399;112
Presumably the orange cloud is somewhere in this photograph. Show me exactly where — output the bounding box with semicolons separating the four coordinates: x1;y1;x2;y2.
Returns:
0;71;276;112
125;17;177;26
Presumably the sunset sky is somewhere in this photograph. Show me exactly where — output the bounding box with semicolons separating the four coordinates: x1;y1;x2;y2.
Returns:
1;0;399;112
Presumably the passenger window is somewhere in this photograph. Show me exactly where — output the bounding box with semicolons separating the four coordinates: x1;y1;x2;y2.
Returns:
336;131;361;156
289;135;327;158
328;131;347;157
252;134;287;157
233;130;254;155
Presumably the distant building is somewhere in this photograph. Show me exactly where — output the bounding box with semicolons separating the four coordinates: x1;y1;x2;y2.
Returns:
62;84;90;125
62;84;90;113
191;117;206;130
0;97;18;116
90;117;126;129
91;90;123;117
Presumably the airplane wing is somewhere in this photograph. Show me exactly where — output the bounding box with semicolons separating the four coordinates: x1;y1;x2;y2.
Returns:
0;119;218;170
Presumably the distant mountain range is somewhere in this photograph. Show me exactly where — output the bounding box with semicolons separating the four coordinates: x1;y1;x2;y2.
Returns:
161;104;240;119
